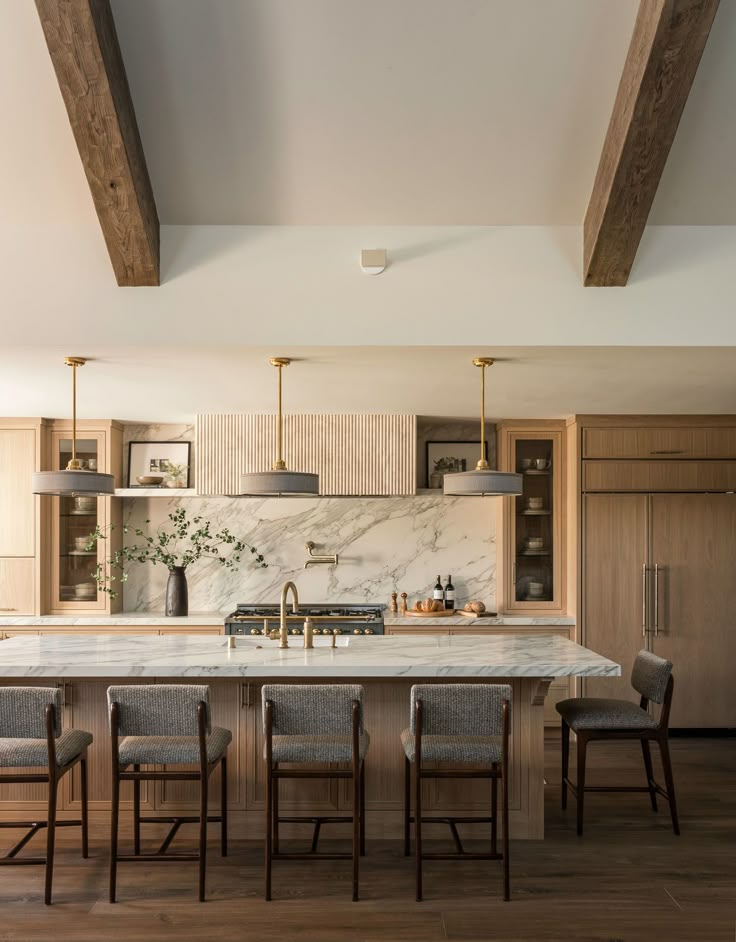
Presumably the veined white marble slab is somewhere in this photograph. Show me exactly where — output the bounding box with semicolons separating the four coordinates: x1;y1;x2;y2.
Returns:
0;634;619;679
0;612;225;627
385;615;575;626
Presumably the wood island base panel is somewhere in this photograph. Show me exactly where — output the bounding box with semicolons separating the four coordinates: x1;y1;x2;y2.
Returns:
0;634;619;840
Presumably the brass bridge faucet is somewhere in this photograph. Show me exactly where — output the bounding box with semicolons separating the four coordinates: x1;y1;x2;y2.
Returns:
279;581;299;648
304;542;339;568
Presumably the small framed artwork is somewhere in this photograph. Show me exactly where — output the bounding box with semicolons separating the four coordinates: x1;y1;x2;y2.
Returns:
426;441;487;488
127;441;191;488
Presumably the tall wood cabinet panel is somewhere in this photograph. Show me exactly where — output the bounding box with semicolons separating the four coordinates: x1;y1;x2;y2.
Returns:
0;558;35;616
0;428;37;556
650;494;736;728
582;494;649;703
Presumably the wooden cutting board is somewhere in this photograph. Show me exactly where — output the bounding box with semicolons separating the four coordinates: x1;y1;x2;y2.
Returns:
402;608;458;617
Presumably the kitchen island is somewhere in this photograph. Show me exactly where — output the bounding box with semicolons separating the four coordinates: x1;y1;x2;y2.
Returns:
0;633;618;839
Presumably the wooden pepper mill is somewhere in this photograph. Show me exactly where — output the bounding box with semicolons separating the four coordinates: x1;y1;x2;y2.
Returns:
390;592;398;614
399;592;408;614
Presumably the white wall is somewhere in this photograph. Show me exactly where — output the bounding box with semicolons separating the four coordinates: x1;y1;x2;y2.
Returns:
2;224;735;346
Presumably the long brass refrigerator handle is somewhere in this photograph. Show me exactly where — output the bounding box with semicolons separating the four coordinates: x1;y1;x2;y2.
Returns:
653;564;659;637
642;564;648;637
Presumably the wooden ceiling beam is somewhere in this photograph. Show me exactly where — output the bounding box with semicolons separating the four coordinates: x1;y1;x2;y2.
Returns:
583;0;720;287
35;0;159;286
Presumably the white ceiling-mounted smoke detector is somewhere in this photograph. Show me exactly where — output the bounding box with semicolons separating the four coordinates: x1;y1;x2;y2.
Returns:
360;248;386;275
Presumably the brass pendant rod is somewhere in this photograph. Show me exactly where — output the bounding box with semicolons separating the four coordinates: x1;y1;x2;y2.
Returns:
472;357;493;472
71;360;77;466
269;357;290;472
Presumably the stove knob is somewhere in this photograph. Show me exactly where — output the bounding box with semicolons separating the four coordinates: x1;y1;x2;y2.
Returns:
333;628;342;635
365;629;375;635
353;628;363;635
313;628;322;635
250;628;260;636
291;628;302;636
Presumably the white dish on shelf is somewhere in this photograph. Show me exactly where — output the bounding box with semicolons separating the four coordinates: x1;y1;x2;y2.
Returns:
523;469;551;475
67;550;96;556
520;550;551;557
520;509;551;516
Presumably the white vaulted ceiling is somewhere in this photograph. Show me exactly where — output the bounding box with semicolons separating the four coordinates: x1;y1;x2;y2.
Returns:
3;0;736;227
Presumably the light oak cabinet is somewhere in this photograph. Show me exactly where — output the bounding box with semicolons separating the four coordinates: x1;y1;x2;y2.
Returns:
497;422;567;614
0;557;35;616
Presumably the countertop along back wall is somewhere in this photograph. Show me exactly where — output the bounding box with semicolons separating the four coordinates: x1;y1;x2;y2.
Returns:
122;494;496;614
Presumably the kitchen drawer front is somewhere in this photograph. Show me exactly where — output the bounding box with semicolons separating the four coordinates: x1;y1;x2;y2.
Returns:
0;557;35;616
583;427;736;460
583;460;736;493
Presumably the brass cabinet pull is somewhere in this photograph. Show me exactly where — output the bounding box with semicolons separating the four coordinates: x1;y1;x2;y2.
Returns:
642;564;648;637
241;683;253;709
653;564;660;637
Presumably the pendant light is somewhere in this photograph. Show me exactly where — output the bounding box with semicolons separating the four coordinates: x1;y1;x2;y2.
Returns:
443;357;523;497
238;357;319;497
32;357;115;497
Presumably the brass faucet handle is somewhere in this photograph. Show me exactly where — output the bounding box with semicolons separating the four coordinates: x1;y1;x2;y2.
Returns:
269;628;280;641
303;617;314;649
330;631;336;649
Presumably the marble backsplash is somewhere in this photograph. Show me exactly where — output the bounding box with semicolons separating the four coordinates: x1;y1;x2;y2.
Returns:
122;495;496;614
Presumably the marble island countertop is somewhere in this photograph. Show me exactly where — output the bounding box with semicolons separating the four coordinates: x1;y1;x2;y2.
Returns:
0;612;575;628
0;633;619;679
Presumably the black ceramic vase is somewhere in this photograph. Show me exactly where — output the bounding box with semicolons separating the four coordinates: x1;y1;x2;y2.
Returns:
165;566;189;617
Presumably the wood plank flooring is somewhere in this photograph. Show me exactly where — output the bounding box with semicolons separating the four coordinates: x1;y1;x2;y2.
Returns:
1;738;734;942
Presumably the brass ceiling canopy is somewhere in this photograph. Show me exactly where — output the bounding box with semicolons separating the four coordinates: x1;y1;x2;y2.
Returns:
238;357;319;497
443;357;523;497
31;357;116;497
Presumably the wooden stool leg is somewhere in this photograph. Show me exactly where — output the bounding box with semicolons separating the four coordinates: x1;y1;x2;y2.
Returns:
403;757;411;857
352;751;360;901
360;760;366;857
44;776;58;905
415;761;422;902
491;765;498;856
502;764;510;902
133;764;141;856
221;756;228;857
561;720;570;810
109;767;119;903
80;756;89;859
641;739;658;812
658;737;680;836
576;734;588;837
265;763;272;901
198;769;209;902
272;762;279;854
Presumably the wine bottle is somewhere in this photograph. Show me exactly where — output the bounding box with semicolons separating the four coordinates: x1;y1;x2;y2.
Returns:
444;575;455;610
433;575;444;604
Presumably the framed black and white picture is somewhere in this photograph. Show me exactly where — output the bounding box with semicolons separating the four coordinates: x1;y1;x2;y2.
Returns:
426;441;487;488
127;441;191;488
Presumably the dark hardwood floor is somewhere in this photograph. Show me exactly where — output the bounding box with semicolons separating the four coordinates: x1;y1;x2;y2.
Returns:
1;738;734;942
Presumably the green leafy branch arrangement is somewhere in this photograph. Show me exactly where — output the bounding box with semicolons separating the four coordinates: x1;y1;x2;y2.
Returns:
85;507;268;599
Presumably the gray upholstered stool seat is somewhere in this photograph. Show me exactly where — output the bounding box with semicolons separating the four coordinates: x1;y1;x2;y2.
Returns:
266;732;370;764
119;727;232;766
0;729;93;768
555;698;657;732
401;729;502;765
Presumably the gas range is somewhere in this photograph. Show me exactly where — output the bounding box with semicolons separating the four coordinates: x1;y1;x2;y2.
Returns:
224;603;385;637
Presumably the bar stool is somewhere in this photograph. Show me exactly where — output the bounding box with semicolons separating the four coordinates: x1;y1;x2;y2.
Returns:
556;649;679;836
107;684;232;902
402;683;511;902
0;686;92;904
263;684;369;902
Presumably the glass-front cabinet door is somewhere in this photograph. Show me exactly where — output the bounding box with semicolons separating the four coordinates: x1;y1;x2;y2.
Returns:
48;429;111;613
497;424;566;614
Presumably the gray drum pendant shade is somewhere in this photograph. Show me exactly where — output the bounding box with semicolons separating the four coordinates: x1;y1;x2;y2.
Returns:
239;358;320;497
31;357;115;497
443;357;523;497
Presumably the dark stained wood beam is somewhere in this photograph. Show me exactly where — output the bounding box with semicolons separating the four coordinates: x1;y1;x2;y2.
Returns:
583;0;720;287
35;0;159;286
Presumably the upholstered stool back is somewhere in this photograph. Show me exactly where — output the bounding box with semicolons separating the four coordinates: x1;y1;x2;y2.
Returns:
409;684;512;736
631;651;673;704
262;684;364;736
0;687;62;738
107;684;212;737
